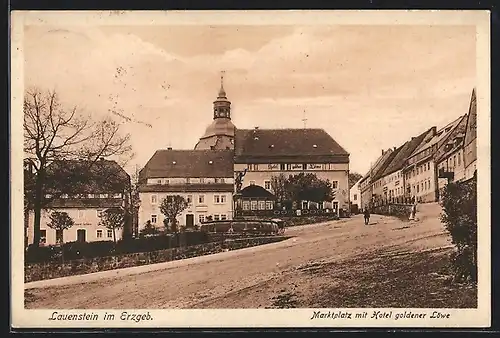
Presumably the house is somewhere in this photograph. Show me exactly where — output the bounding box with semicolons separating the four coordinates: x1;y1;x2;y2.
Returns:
435;115;469;194
359;148;395;210
138;149;234;232
349;179;361;213
402;115;466;203
233;127;350;216
26;159;131;246
373;127;436;204
463;88;477;180
237;184;278;216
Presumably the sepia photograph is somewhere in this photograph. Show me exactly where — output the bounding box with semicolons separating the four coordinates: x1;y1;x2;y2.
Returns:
11;10;490;328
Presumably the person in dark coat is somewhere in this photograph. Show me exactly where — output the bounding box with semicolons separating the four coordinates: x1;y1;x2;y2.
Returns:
363;208;370;225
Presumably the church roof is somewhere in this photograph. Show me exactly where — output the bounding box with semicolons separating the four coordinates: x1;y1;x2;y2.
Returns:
199;117;236;139
139;149;234;180
234;128;349;163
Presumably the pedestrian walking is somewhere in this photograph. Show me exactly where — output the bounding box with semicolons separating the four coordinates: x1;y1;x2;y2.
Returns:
363;208;370;225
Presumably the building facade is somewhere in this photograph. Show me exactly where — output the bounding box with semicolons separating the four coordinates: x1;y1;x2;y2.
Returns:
463;88;477;180
233;128;350;215
26;159;131;246
138;149;234;232
349;179;361;213
403;115;466;203
359;148;395;210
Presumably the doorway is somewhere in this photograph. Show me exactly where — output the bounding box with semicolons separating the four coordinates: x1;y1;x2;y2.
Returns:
186;214;194;227
76;229;86;243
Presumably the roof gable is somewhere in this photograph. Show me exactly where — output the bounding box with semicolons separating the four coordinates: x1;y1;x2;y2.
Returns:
140;149;234;180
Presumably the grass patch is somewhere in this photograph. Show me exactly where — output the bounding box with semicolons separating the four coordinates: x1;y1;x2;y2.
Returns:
310;248;477;308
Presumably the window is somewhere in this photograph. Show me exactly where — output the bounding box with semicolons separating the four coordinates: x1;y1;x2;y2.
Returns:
428;179;431;189
286;164;292;170
354;194;357;201
332;181;338;189
251;200;258;210
96;230;103;238
39;229;47;244
416;184;420;193
221;195;227;203
187;195;192;204
220;214;227;221
214;195;221;204
258;201;266;210
151;214;157;224
157;179;162;184
242;201;250;210
428;163;430;171
280;164;285;170
249;181;256;186
453;156;456;167
266;201;274;210
421;182;424;191
165;179;170;185
214;214;220;221
458;154;461;166
264;181;271;190
151;194;157;204
186;178;191;184
107;229;113;238
199;214;205;223
302;164;307;170
200;178;205;183
198;195;205;204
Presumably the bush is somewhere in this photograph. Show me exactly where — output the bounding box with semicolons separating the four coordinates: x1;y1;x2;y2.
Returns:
440;176;477;283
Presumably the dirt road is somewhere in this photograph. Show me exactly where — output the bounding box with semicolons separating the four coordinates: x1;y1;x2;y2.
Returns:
25;204;456;309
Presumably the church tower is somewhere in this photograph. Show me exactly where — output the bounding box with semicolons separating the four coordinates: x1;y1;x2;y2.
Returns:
195;72;236;150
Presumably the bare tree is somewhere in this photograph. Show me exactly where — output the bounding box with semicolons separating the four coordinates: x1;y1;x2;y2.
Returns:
24;88;133;247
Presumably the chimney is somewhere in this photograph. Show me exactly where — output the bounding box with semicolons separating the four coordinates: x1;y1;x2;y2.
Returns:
167;147;172;150
393;147;396;151
382;150;385;155
431;126;437;135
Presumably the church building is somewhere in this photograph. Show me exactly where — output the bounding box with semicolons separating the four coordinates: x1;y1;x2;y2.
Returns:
194;73;351;216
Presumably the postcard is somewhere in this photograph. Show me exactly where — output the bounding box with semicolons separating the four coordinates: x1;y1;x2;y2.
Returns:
11;9;490;328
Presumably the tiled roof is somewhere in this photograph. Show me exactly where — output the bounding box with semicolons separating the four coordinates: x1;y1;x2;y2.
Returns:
372;147;404;182
234;128;349;163
139;149;234;180
362;149;395;182
379;127;436;178
44;159;130;194
464;88;477;147
411;116;464;157
138;183;234;193
434;115;469;163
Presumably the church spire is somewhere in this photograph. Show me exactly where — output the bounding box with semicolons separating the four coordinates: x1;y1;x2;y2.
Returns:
213;71;231;120
218;70;226;98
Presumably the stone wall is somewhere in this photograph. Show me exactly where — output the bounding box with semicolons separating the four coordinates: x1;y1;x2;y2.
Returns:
25;236;289;283
371;203;413;219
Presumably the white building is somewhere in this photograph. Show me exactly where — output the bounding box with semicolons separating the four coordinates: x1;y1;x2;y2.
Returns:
26;159;131;246
463;88;477;180
403;115;466;203
233;128;350;215
349;179;361;212
138;149;234;231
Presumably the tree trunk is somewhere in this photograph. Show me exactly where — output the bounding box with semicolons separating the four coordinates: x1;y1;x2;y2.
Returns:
32;169;45;248
112;227;116;244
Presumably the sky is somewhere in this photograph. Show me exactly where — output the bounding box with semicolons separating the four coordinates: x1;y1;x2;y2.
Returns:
23;24;476;175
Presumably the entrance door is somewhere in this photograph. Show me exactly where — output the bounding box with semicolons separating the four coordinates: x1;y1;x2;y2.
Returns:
76;229;86;243
186;214;194;227
332;202;339;216
301;201;308;209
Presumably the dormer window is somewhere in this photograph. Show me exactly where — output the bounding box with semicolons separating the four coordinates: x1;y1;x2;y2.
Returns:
208;160;213;164
172;161;177;165
313;144;318;148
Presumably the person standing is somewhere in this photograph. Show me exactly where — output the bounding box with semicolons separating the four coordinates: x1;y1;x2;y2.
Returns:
363;208;370;225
